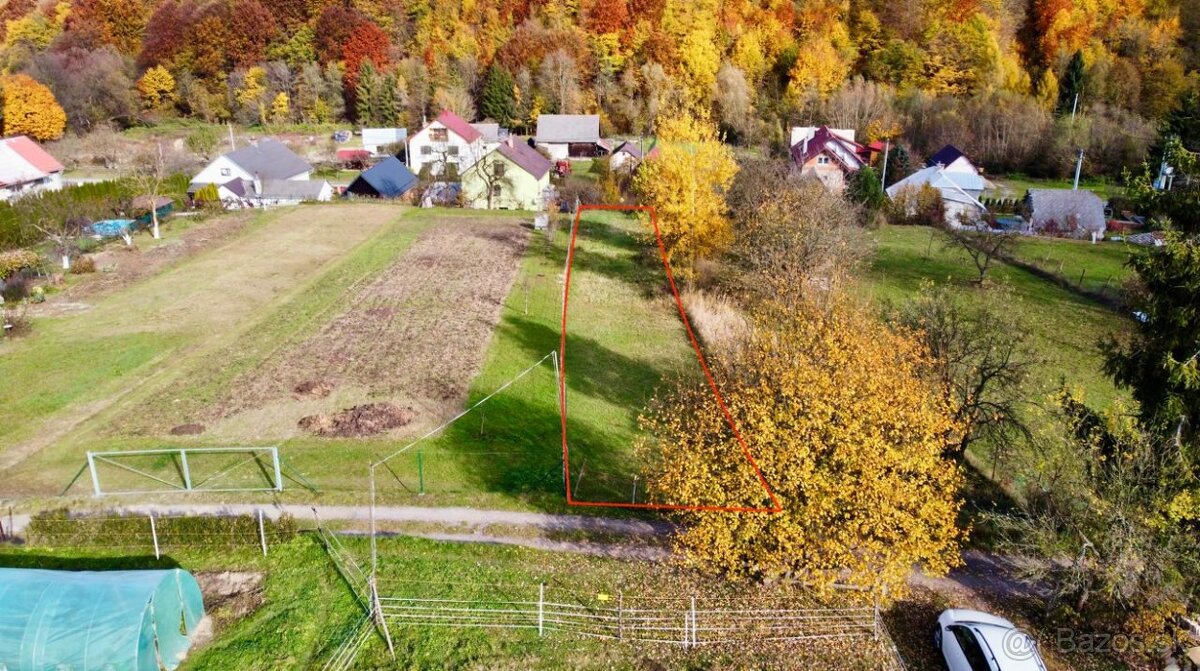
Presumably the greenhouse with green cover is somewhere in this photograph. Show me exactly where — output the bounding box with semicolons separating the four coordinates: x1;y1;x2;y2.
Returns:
0;568;205;670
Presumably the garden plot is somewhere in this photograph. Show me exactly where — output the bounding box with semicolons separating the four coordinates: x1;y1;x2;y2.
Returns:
199;220;529;441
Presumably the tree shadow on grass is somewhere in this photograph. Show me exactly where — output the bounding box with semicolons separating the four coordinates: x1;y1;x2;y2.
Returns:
498;315;669;415
565;216;670;300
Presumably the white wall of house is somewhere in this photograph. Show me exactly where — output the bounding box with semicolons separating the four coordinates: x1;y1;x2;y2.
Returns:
941;156;979;175
0;172;64;202
408;122;484;177
535;143;569;161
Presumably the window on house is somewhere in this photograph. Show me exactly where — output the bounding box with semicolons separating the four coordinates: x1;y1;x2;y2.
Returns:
447;146;459;156
491;184;502;196
421;146;432;156
492;162;506;177
220;167;231;176
430;128;448;142
817;156;830;165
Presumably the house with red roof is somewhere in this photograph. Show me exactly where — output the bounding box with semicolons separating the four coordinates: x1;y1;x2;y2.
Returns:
407;110;488;178
789;126;868;192
0;135;64;201
461;138;553;210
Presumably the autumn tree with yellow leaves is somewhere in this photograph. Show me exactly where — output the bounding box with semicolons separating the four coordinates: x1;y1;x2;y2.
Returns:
136;65;176;110
640;296;966;600
633;113;737;277
1;74;66;141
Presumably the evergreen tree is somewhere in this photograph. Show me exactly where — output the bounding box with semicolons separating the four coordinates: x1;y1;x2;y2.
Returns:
1103;233;1200;460
355;61;380;124
883;144;912;187
480;64;515;125
1057;50;1086;115
847;166;886;212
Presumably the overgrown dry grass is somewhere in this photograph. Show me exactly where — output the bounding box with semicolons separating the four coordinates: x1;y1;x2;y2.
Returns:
679;289;747;356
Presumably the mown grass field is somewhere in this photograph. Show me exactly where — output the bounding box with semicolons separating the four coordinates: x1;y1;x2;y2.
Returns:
862;225;1134;407
0;533;893;670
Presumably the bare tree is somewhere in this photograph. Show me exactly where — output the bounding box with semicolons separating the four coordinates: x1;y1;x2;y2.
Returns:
822;77;896;140
25;196;83;271
713;63;754;141
473;154;516;209
537;50;581;114
728;160;870;303
943;227;1018;284
895;284;1039;463
130;143;169;240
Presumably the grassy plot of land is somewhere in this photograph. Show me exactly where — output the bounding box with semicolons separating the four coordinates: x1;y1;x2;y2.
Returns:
0;534;893;671
986;175;1123;201
1008;235;1137;297
862;225;1131;408
0;203;405;494
365;210;697;510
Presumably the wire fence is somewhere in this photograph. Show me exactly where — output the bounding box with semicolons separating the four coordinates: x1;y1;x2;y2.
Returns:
21;509;298;558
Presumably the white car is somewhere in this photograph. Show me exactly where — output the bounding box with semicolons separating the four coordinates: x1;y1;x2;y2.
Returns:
935;609;1048;671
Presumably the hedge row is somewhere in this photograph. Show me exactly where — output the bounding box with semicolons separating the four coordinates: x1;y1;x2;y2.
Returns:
26;508;300;549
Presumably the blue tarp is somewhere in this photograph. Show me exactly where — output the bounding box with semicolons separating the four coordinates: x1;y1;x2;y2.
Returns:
89;219;136;237
0;568;205;671
346;156;418;199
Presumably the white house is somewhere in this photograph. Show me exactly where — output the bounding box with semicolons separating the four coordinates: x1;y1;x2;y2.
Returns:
886;166;988;225
407;110;486;178
535;114;607;160
0;135;64;202
189;138;327;207
789;126;868;192
361;128;407;156
190;138;313;200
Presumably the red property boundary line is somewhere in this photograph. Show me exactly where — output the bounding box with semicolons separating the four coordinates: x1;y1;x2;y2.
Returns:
558;204;783;513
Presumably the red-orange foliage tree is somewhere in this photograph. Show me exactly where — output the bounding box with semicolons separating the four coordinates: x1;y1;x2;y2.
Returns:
341;20;391;99
584;0;630;34
314;5;367;64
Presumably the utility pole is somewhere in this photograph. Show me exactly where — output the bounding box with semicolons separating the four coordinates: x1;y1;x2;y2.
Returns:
227;122;236;151
1072;149;1085;190
1070;93;1079;122
880;139;891;186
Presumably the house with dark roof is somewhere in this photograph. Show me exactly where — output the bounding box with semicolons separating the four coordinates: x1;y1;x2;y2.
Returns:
461;138;553;210
926;144;985;178
1025;189;1107;238
0;135;64;201
535;114;608;160
346;156;418;199
789;126;867;192
189;138;318;205
407;110;486;178
610;140;652;171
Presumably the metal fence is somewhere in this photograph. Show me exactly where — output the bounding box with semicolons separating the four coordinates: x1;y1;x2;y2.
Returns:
376;588;880;646
22;510;294;558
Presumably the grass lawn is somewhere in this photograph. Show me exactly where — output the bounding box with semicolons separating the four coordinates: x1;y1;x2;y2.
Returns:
986;174;1123;201
1009;235;1138;296
863;225;1131;407
862;224;1134;499
0;533;893;670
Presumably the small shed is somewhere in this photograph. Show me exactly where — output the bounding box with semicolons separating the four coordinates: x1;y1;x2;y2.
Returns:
346;156;419;199
0;568;205;670
1025;189;1106;237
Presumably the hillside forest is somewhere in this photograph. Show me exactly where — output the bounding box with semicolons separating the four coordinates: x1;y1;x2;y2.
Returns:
0;0;1197;180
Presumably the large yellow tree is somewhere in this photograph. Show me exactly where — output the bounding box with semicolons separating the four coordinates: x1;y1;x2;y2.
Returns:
633;113;737;276
640;296;966;600
1;75;67;141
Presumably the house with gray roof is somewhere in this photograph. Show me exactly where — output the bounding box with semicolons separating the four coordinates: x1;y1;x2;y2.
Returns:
189;138;318;206
534;114;608;160
1025;189;1106;238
